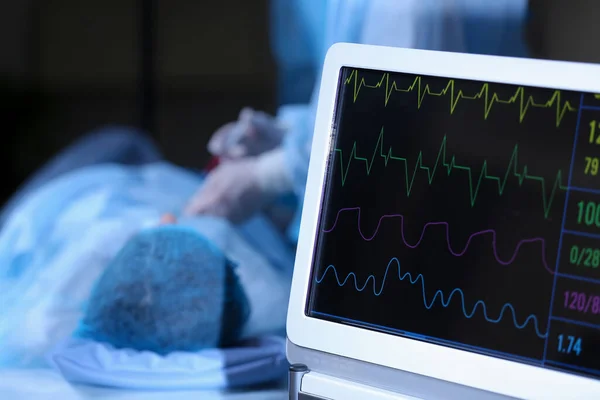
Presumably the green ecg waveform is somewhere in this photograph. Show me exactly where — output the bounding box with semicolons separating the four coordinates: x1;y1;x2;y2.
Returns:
334;127;567;218
345;70;577;127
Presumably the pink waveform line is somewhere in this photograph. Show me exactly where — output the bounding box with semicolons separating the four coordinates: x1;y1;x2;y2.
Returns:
323;207;554;275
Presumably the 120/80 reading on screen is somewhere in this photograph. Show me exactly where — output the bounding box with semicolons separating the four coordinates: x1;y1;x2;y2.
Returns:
563;291;600;315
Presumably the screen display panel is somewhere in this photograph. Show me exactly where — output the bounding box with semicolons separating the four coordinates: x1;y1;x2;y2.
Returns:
306;66;600;380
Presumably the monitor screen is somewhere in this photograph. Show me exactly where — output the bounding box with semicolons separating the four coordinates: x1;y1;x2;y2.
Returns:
306;66;600;380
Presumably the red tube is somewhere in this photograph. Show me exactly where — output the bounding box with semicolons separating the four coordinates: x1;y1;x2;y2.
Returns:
205;156;220;172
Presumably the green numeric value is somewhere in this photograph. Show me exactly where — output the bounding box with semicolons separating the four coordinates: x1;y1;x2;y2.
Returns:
569;245;600;268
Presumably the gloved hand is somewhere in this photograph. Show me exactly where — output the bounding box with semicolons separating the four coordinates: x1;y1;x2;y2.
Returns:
184;149;293;223
207;107;287;161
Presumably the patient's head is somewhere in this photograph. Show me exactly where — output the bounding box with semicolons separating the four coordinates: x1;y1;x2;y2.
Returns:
76;225;250;355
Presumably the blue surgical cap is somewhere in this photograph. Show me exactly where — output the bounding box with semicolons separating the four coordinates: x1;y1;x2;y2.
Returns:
76;225;250;355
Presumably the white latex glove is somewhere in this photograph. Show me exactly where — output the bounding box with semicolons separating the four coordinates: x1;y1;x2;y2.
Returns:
184;149;293;223
207;107;287;161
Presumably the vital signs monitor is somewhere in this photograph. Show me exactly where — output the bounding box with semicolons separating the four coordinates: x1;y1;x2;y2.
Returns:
287;43;600;399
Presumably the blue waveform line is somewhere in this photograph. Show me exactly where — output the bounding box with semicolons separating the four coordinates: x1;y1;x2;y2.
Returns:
316;258;547;339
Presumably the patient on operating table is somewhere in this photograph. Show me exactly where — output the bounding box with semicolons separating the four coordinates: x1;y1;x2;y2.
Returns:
0;125;294;389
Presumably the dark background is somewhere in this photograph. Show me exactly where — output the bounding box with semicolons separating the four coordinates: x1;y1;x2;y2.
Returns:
0;0;278;207
1;0;599;210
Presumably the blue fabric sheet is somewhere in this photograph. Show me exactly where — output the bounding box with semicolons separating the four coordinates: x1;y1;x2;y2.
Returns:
47;336;287;390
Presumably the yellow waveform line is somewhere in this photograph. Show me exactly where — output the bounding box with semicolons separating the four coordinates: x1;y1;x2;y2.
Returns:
344;70;577;127
595;94;600;100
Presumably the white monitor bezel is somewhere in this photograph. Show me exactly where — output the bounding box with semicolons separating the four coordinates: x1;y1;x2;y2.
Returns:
286;43;600;399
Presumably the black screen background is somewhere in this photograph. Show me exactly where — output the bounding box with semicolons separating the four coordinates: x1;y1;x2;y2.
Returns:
306;67;600;378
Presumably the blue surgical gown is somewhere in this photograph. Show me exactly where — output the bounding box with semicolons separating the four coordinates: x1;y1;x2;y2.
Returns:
275;0;530;242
